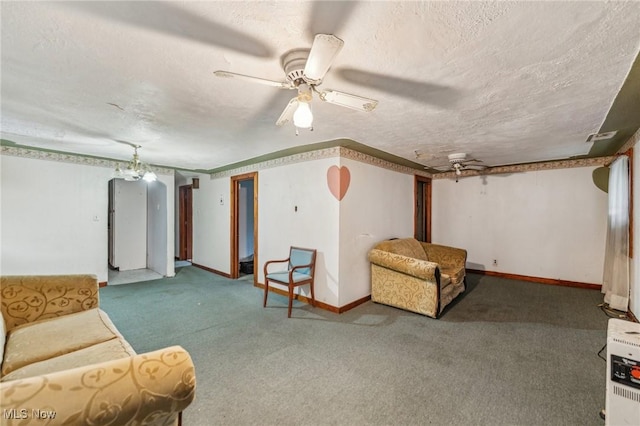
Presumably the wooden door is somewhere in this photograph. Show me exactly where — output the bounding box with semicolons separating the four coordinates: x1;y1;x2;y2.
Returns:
230;172;258;281
414;176;432;242
179;185;193;260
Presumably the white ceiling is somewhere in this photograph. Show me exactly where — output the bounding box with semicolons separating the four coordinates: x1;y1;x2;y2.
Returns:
2;1;640;172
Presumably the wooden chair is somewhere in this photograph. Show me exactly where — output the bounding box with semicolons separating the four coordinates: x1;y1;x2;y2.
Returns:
263;247;317;318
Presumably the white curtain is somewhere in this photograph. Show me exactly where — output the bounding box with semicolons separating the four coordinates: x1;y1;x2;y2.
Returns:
602;156;630;311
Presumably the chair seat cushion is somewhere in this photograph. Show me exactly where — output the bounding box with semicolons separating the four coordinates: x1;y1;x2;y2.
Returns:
266;271;311;283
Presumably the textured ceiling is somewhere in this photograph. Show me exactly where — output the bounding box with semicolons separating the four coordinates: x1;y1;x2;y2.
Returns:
2;1;640;172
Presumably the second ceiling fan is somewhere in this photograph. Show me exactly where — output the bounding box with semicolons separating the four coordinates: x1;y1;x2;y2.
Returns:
428;153;488;182
214;34;378;134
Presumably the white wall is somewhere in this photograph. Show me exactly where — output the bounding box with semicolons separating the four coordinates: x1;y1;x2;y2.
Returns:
338;158;414;306
192;173;230;272
631;148;640;315
147;180;168;276
158;172;176;278
258;158;341;306
432;166;608;284
0;154;175;282
114;179;147;271
1;155;110;281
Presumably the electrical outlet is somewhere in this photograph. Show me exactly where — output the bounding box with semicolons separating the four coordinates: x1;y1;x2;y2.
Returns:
493;259;498;266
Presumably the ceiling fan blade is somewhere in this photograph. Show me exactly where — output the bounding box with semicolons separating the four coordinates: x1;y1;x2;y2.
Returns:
464;165;489;171
214;71;293;90
424;161;451;168
320;89;378;112
276;98;299;126
336;68;460;107
303;34;344;83
430;164;453;170
64;2;274;58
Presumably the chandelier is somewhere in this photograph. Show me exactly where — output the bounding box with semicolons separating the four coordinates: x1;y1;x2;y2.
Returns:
114;145;157;182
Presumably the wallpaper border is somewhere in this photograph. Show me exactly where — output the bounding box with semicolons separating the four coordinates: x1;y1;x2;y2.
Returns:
2;143;627;181
209;146;432;179
431;156;617;180
1;146;175;176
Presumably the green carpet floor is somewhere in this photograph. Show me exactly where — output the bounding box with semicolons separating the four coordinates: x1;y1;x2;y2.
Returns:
99;266;610;425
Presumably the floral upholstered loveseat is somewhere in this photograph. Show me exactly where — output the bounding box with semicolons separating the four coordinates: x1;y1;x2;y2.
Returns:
0;275;196;425
368;238;467;318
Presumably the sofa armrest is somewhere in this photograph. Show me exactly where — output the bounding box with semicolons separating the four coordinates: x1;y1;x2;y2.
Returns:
0;346;196;426
368;249;439;281
421;243;467;270
1;275;99;332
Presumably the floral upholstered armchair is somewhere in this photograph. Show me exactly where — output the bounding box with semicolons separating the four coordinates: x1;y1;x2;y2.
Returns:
368;238;467;318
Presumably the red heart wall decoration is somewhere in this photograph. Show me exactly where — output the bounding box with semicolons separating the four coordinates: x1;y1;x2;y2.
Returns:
327;165;350;201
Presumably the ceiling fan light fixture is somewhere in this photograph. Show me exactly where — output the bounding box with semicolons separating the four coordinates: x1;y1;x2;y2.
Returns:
215;34;377;132
293;100;313;129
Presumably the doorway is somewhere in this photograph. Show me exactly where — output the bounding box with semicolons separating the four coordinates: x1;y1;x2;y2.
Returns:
107;178;168;284
415;176;432;242
178;185;193;261
230;172;258;282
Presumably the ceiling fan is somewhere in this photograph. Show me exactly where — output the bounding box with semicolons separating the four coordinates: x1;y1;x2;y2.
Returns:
214;34;378;134
422;153;488;182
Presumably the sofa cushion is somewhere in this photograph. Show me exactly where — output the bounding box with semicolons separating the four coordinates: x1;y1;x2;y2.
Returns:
372;238;428;261
1;274;99;332
1;337;136;382
440;266;465;286
2;308;122;376
440;277;466;313
0;314;5;366
439;274;452;290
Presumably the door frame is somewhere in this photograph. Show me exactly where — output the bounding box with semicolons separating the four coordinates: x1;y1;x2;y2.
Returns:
178;184;193;260
230;172;258;282
108;179;117;270
414;175;432;242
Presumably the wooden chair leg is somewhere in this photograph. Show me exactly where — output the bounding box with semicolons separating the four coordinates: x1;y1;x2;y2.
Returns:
288;284;294;318
310;282;315;307
263;280;269;307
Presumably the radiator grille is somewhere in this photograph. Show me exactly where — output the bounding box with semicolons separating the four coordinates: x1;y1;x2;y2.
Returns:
614;384;640;402
613;337;640;348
